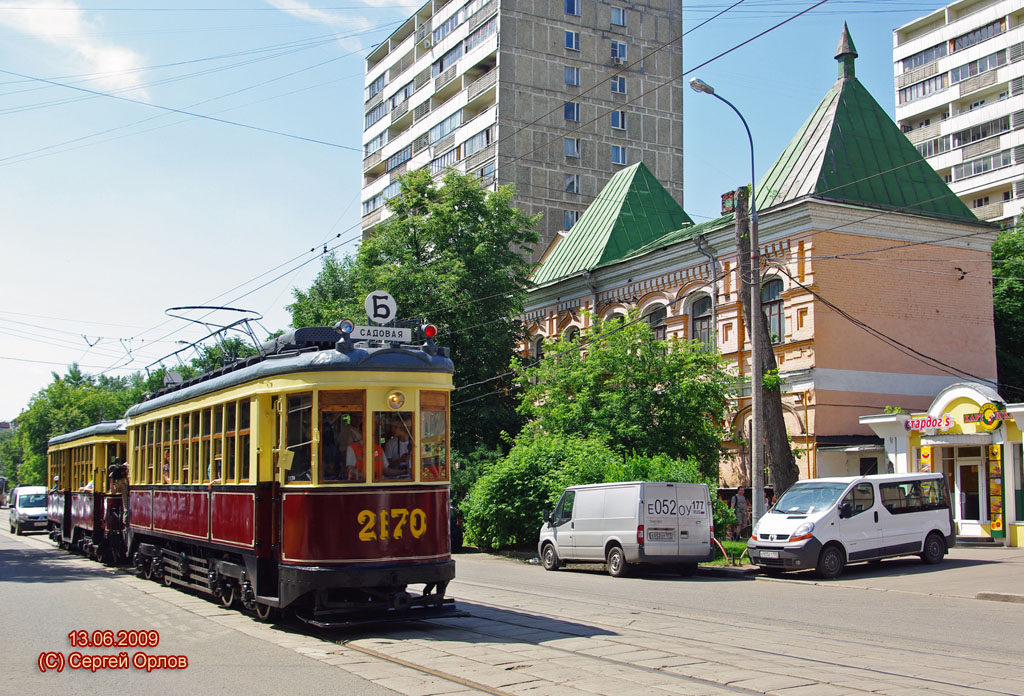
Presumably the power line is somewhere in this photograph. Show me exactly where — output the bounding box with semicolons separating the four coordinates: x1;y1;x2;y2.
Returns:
0;67;361;151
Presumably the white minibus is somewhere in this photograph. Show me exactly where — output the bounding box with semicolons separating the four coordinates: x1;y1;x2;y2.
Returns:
746;473;955;578
538;481;714;577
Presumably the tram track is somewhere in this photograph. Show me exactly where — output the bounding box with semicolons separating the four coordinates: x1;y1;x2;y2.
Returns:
371;576;1023;696
454;575;1024;671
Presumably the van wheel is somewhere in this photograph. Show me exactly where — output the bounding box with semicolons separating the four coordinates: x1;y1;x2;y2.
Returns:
14;522;22;536
541;543;560;571
816;544;845;579
920;532;946;565
606;546;628;577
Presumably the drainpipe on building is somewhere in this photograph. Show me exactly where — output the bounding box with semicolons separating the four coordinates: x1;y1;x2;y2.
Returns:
694;235;719;336
582;270;599;322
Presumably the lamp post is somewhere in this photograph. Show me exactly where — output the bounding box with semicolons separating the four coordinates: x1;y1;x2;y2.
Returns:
689;77;764;528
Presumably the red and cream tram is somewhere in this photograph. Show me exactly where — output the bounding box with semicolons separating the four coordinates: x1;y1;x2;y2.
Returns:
121;325;457;625
46;421;129;561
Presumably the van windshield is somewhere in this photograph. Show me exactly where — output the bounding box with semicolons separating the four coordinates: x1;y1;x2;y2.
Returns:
774;482;848;515
19;493;46;508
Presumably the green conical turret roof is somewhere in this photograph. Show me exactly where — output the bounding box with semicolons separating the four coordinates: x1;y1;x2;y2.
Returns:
757;27;978;223
531;162;692;286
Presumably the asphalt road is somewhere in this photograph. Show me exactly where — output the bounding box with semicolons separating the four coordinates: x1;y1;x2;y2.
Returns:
0;529;398;696
4;523;1023;696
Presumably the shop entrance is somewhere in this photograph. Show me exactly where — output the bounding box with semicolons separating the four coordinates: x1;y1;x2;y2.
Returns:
955;451;986;536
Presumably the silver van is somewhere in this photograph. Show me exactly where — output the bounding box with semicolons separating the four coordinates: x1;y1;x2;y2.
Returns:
538;481;714;577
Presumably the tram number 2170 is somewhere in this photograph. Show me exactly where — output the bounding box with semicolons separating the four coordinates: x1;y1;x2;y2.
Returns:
357;508;428;541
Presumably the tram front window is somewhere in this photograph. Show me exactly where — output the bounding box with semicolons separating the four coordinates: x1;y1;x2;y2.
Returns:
421;391;449;482
373;412;414;482
319;390;366;483
286;392;313;482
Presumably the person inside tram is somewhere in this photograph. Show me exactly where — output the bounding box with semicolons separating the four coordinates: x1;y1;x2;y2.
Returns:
320;412;345;481
343;420;376;483
382;417;412;480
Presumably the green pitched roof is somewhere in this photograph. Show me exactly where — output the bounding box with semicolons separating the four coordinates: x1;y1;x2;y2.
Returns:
530;162;692;286
757;29;978;224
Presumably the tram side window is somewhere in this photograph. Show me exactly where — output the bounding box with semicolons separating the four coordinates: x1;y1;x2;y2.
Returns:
201;408;212;484
239;399;251;483
373;411;414;482
213;404;224;483
190;412;200;484
147;421;156;484
286;393;313;483
319;390;365;484
181;415;191;484
224;401;236;483
421;391;449;482
171;416;181;483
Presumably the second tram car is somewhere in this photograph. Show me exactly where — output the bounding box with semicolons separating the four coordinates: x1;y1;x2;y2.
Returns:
46;421;129;561
122;325;457;625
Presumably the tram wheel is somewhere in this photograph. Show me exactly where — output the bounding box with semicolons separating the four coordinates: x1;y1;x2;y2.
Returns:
252;602;275;622
143;561;154;580
162;571;174;587
219;584;236;608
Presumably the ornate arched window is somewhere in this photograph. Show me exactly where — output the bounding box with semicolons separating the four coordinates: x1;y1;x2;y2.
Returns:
761;278;784;344
563;326;580;344
690;295;713;346
643;305;667;340
532;336;545;362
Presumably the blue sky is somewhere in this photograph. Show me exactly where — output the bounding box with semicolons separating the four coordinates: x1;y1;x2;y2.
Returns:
0;0;947;420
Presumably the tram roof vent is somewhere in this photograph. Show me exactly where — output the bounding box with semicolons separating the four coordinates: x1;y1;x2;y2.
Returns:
261;326;342;355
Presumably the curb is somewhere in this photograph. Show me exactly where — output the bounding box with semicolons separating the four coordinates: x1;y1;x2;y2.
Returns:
976;591;1024;604
695;564;759;578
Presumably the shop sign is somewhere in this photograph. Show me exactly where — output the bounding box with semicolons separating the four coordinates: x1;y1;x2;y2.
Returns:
920;446;933;472
988;445;1004;537
963;403;1011;432
904;414;953;432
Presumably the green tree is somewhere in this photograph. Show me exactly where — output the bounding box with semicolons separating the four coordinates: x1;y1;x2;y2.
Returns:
289;169;540;452
289;254;358;328
513;313;734;479
993;221;1024;400
0;429;23;485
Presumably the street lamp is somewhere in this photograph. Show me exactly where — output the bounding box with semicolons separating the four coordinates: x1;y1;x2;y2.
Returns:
689;77;765;529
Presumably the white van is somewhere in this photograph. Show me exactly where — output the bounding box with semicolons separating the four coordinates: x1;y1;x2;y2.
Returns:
538;482;714;577
8;485;48;535
747;473;955;578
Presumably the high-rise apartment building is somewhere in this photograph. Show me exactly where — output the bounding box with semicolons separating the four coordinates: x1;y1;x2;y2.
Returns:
893;0;1024;227
360;0;683;259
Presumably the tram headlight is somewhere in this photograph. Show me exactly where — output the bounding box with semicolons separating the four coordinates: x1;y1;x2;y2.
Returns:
337;319;355;335
387;390;405;409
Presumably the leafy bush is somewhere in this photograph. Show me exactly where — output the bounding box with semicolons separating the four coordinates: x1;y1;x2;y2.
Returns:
460;430;616;550
462;432;735;550
450;444;505;506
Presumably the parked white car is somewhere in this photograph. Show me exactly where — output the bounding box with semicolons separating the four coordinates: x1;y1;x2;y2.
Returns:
8;485;47;535
538;481;714;577
747;473;955;578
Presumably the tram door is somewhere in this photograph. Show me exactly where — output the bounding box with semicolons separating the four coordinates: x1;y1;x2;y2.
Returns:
955;455;985;536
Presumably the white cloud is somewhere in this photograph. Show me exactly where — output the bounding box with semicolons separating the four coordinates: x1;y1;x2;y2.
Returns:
0;0;147;94
266;0;419;53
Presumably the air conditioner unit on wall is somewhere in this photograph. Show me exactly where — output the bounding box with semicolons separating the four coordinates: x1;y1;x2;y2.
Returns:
612;56;625;66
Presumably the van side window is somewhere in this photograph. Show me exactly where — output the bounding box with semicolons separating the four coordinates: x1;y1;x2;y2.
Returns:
554;491;575;523
841;483;873;517
881;480;947;514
